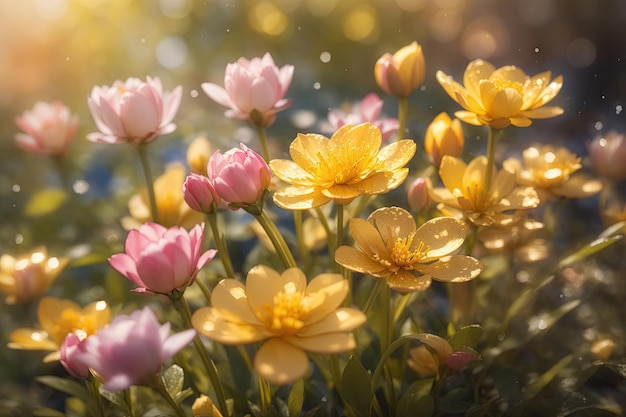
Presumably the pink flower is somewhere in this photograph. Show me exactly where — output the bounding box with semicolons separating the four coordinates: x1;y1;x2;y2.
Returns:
60;333;91;378
109;222;216;295
183;173;222;213
208;144;272;207
588;130;626;180
74;306;196;391
87;76;182;145
406;177;432;214
322;93;399;141
202;53;294;127
14;101;78;155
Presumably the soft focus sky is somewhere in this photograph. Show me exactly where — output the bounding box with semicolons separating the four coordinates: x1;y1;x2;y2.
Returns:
1;0;625;154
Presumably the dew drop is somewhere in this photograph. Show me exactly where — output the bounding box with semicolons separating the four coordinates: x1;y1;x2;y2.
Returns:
15;234;24;244
313;82;321;90
601;95;606;100
534;47;540;52
11;184;20;193
616;104;623;114
190;89;199;98
594;121;604;130
320;51;331;63
140;38;146;44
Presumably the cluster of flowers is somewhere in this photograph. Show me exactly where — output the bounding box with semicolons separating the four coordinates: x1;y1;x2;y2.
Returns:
4;40;625;416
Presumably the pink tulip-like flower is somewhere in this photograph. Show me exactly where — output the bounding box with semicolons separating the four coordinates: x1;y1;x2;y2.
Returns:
14;101;78;155
183;173;222;213
407;177;432;214
208;144;272;207
87;76;182;145
322;93;399;141
60;333;91;378
588;131;626;180
73;306;196;391
109;222;216;295
202;53;294;127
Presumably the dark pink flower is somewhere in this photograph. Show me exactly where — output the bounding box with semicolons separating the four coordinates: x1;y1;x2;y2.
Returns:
202;53;294;127
60;333;91;378
14;101;78;155
87;76;182;145
109;222;216;295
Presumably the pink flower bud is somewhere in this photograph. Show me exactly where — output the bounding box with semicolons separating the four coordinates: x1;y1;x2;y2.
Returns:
208;144;272;207
202;53;294;127
183;173;221;213
109;222;216;295
407;177;432;214
87;76;182;145
75;307;196;391
588;131;626;180
446;351;480;371
60;333;91;378
14;101;78;156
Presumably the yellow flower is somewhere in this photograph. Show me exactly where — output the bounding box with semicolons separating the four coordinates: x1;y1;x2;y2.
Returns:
424;112;464;167
191;265;366;384
503;145;602;201
0;247;69;304
375;41;425;97
122;163;204;229
8;296;110;362
436;59;563;129
430;156;540;227
335;206;482;293
407;334;453;378
186;136;212;176
270;123;416;209
590;338;615;361
478;217;550;263
192;394;223;417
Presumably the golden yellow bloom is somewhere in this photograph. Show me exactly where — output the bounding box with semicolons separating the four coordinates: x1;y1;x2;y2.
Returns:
407;334;453;378
335;206;482;293
270;123;416;209
187;136;212;176
0;247;68;304
122;163;204;230
8;296;110;362
479;217;550;263
375;41;425;97
192;394;223;417
503;145;602;201
590;338;616;361
191;265;366;384
430;156;540;227
424;112;464;167
436;59;563;129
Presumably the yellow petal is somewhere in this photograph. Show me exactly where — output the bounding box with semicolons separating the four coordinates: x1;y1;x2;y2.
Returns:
414;255;482;282
369;206;416;243
463;59;495;99
436;71;467;107
254;338;309;385
376;140;417;171
38;297;80;335
211;279;263;326
285;332;356;354
439;156;467;193
522;71;552;108
305;274;349;323
552;175;602;198
386;270;431;293
532;75;563;108
493;187;539;211
322;184;361;202
8;328;57;351
299;308;366;337
269;159;314;185
490;65;527;84
331;123;381;157
191;306;269;344
348;218;388;258
334;246;388;275
273;186;330;210
289;133;329;175
246;266;307;317
429;187;460;208
490;168;517;201
491;88;523;119
454;111;485;126
414;217;466;261
521;106;564;119
82;300;111;329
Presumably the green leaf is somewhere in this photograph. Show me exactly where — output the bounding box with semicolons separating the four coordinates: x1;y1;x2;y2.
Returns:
558;235;622;268
341;355;372;417
25;188;68;217
523;354;573;399
528;300;581;338
302;405;321;417
35;376;89;402
163;364;184;396
396;379;434;417
500;275;555;332
32;408;66;417
248;401;263;417
287;379;304;417
98;387;124;407
175;387;195;403
449;324;484;351
558;390;622;416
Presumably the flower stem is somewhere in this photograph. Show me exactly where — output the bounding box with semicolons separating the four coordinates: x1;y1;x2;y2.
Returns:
205;211;235;278
171;294;229;416
397;96;408;141
446;225;476;332
484;127;501;192
254;210;297;269
379;284;396;414
293;210;307;266
124;388;135;417
154;375;188;417
258;375;272;416
255;123;271;162
136;143;159;224
85;375;105;417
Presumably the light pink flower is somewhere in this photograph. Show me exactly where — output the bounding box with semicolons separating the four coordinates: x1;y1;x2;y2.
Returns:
183;173;222;213
87;76;182;145
406;177;432;214
322;93;399;141
74;306;196;391
208;144;272;207
14;101;78;155
109;222;216;295
60;333;91;378
588;130;626;180
202;53;294;127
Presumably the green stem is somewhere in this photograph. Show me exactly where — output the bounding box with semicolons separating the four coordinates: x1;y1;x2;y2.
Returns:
335;204;345;273
293;210;307;266
484;127;501;193
255;123;271;162
154;375;188;417
85;375;105;417
136;143;159;224
194;276;213;305
362;279;386;314
314;207;335;270
397;97;408;141
258;376;272;416
379;284;396;415
124;388;135;417
52;154;71;191
171;294;229;416
446;225;476;332
205;211;236;278
254;210;297;269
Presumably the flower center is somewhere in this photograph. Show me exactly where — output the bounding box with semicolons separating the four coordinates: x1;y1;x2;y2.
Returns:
385;233;430;270
259;284;310;336
51;309;97;345
491;79;523;95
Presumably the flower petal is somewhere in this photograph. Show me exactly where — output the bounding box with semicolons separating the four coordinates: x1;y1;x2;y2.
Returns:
415;217;467;261
298;308;366;337
254;338;309;384
414;255;483;283
386;270;431;293
285;332;356;354
368;206;416;242
334;246;388;275
347;218;388;259
191;306;269;344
